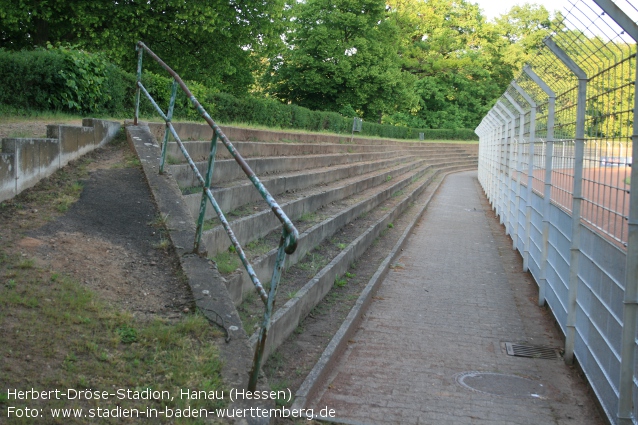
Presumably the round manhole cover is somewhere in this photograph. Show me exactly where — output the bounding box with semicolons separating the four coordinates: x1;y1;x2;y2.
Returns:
455;372;549;399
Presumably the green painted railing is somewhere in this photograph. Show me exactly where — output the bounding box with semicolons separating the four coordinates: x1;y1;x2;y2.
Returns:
133;41;298;391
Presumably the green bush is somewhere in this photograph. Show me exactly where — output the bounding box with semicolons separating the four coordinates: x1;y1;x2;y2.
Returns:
0;46;134;116
0;47;477;140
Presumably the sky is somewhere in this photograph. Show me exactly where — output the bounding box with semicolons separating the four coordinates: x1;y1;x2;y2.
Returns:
473;0;571;20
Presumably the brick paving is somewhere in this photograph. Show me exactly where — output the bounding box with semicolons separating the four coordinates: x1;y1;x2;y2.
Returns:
308;171;603;425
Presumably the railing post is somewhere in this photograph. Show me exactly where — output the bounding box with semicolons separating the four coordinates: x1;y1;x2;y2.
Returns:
134;46;144;126
524;65;556;306
505;91;526;251
160;80;179;174
496;101;516;236
511;81;538;273
249;229;289;390
194;132;219;253
544;37;588;365
589;1;638;422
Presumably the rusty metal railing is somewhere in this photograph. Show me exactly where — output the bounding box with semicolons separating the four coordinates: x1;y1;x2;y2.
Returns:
133;41;298;390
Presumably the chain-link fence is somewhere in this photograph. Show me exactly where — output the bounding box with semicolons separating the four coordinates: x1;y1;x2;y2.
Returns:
475;1;637;423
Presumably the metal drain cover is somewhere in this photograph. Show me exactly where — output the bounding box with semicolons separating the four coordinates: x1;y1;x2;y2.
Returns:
455;372;549;399
505;342;559;359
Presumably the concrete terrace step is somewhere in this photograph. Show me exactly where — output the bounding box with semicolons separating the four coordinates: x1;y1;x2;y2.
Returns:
183;152;473;219
243;164;476;360
129;122;479;422
218;160;473;306
200;156;477;260
168;147;475;189
164;140;475;162
201;158;428;257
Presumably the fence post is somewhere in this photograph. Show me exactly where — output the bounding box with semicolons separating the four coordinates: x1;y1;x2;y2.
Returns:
504;92;526;251
618;44;638;425
496;101;516;236
523;65;556;306
488;112;504;211
493;106;509;223
544;37;588;365
589;1;638;422
511;81;537;272
485;115;499;203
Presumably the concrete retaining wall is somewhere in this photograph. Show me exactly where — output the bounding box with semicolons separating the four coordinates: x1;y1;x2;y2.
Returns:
0;119;121;202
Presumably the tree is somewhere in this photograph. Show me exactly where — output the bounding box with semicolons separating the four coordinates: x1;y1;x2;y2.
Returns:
492;3;555;71
384;0;509;129
0;0;285;95
264;0;417;121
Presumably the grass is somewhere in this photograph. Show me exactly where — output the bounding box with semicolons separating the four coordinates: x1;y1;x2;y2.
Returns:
7;129;43;138
298;211;318;223
165;154;181;165
211;249;242;274
297;253;326;274
0;131;228;423
0;259;227;423
334;277;347;287
237;291;261;334
245;237;273;258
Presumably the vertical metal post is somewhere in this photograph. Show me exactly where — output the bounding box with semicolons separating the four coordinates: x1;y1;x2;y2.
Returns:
134;46;143;126
512;81;538;273
488;112;504;209
497;101;516;236
524;65;556;306
485;116;501;202
617;48;638;425
194;132;219;253
493;107;509;222
160;80;179;174
589;1;638;422
544;38;588;364
249;229;288;390
505;92;526;251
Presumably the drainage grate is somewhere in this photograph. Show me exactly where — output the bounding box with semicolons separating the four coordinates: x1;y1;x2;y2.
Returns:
505;342;559;359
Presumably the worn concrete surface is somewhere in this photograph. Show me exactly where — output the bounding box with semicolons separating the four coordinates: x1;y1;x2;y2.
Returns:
307;171;603;425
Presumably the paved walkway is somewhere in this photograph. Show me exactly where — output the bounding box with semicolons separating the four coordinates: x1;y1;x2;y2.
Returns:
308;171;603;425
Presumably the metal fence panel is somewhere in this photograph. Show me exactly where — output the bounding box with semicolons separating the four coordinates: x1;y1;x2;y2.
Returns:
474;1;637;422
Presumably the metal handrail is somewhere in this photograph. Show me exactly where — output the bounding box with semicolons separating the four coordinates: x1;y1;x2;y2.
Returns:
133;41;298;390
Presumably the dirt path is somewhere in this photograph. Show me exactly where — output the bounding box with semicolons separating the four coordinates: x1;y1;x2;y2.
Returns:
2;129;193;321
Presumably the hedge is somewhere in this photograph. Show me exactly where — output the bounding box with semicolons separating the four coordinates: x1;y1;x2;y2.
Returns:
0;48;477;141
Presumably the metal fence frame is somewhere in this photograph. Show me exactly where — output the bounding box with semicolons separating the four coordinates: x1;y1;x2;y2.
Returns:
475;1;638;423
133;41;299;391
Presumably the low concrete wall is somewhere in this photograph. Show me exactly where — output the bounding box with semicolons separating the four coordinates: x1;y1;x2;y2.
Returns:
0;119;120;202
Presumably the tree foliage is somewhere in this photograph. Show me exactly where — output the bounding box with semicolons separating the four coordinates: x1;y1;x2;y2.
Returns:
263;0;418;122
0;0;562;129
0;0;284;95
